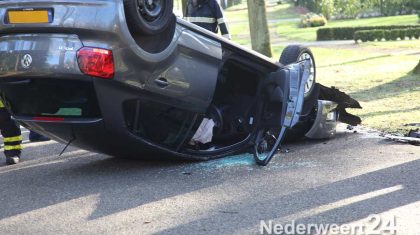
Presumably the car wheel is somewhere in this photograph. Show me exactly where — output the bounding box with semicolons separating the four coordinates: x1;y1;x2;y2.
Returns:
123;0;174;35
279;45;316;98
254;128;280;165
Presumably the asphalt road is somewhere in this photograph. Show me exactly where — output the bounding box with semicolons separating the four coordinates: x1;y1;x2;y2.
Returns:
0;126;419;235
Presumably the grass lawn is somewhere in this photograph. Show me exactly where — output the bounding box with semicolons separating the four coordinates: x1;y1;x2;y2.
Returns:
226;1;301;22
226;2;300;44
276;42;420;134
263;42;420;134
238;38;420;134
299;42;420;134
224;2;420;134
276;14;419;41
225;4;419;42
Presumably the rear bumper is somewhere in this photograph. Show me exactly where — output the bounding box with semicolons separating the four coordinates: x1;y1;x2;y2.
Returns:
16;117;164;159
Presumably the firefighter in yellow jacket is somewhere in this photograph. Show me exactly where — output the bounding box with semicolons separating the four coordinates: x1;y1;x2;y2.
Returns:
0;100;22;165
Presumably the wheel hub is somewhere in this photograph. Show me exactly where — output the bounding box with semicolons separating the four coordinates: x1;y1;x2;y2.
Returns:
256;131;277;160
138;0;163;21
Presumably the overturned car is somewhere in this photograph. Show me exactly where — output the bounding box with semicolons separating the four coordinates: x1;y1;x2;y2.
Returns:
0;0;360;165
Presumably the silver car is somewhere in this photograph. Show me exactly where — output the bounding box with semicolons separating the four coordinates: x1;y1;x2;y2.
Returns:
0;0;360;165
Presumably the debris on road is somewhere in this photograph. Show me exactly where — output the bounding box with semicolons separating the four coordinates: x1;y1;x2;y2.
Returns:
384;130;420;146
408;129;420;139
319;85;362;126
404;123;420;127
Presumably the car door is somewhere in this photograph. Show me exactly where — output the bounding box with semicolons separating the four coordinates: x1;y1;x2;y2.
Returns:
253;61;311;165
144;26;223;114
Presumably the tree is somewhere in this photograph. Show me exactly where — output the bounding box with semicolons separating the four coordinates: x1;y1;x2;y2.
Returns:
247;0;272;57
181;0;188;16
318;0;335;19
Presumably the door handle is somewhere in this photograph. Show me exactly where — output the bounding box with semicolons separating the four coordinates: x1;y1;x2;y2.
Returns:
155;77;169;88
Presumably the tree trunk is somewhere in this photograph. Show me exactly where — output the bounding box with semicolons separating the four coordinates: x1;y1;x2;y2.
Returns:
414;60;420;74
247;0;272;57
227;0;233;7
181;0;188;16
220;0;227;9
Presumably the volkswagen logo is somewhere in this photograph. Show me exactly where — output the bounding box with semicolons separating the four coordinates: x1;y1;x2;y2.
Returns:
21;54;33;69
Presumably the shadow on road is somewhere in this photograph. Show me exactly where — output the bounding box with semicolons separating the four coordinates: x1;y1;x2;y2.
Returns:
0;131;417;234
157;159;420;234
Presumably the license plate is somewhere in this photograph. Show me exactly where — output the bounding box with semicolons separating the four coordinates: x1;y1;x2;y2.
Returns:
7;9;52;24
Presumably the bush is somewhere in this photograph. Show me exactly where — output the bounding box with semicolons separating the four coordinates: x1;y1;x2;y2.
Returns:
318;25;420;40
300;13;327;28
384;30;399;41
297;0;419;20
415;28;420;39
390;29;400;40
316;28;333;40
398;29;406;40
334;0;364;19
354;30;369;42
406;28;416;39
354;30;383;42
373;29;385;41
354;28;420;42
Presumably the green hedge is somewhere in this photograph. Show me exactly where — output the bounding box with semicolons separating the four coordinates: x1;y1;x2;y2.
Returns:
354;28;420;42
317;25;420;41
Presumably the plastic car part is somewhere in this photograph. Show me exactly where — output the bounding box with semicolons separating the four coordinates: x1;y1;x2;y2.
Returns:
33;117;65;122
318;85;362;126
305;100;338;139
279;45;316;98
77;47;114;79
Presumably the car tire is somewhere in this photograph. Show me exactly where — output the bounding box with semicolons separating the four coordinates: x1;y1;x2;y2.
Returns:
123;0;174;36
280;45;317;141
283;111;315;142
279;45;316;98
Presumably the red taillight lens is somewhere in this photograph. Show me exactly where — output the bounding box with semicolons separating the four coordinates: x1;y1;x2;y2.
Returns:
77;47;114;79
33;117;65;122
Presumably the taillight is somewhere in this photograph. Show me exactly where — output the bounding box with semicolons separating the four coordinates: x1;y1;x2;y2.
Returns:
33;117;65;122
77;47;114;79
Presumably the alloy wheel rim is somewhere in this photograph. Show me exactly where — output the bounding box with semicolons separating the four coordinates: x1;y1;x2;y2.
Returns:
256;131;277;161
298;52;315;96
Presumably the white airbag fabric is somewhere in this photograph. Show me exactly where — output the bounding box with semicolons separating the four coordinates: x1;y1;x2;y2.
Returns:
190;118;215;144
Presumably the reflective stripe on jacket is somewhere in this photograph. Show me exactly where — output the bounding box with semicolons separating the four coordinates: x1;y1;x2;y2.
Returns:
185;0;231;39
